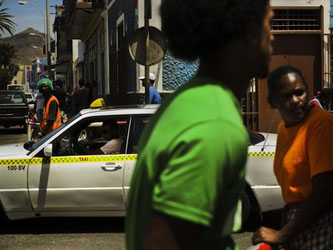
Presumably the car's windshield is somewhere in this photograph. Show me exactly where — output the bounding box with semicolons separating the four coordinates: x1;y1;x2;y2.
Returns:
28;113;81;153
25;94;32;99
0;92;24;104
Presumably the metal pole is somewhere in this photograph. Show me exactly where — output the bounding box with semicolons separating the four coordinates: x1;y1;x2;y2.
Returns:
24;2;47;45
19;1;49;77
46;0;51;79
144;0;151;104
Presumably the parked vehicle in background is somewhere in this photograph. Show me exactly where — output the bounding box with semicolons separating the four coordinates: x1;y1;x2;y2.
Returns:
24;93;36;111
0;90;29;131
0;104;283;226
7;84;25;91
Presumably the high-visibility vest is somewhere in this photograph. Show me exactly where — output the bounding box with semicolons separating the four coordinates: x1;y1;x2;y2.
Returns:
40;95;62;133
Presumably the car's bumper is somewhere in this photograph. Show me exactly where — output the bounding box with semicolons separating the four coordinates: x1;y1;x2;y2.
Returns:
0;117;27;125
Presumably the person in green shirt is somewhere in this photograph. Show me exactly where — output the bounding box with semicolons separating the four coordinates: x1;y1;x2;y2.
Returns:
126;0;274;249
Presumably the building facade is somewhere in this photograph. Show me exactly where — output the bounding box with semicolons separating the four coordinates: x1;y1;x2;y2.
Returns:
55;0;331;132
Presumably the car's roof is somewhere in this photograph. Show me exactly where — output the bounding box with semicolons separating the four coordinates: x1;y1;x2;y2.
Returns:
80;104;159;116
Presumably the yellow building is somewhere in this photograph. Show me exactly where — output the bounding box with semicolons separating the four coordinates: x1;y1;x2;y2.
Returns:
11;65;31;92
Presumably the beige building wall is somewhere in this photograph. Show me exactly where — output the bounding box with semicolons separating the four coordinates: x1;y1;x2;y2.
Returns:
11;65;31;92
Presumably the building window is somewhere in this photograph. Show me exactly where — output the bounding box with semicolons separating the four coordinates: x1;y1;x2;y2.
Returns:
272;9;321;31
242;79;259;131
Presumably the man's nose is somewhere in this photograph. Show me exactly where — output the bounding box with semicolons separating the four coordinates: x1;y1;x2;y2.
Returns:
291;95;300;104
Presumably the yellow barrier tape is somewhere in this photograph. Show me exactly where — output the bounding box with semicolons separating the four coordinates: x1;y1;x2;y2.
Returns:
0;153;274;166
0;154;138;166
248;152;275;157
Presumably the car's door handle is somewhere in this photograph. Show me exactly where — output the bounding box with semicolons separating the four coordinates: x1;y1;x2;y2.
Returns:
101;162;122;171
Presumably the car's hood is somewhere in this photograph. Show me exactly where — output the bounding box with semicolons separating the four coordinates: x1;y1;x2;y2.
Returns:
0;143;28;157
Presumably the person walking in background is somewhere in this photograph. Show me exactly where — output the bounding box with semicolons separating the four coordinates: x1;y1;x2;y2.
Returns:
308;91;324;109
139;73;161;104
126;0;274;249
253;65;333;249
309;89;333;111
53;79;67;112
37;78;62;136
35;90;45;123
73;79;90;115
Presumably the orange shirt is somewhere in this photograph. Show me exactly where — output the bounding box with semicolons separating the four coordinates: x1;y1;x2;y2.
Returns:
274;106;333;204
40;95;62;133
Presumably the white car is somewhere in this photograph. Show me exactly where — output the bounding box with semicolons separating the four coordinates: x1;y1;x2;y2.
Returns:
24;93;36;111
0;105;283;224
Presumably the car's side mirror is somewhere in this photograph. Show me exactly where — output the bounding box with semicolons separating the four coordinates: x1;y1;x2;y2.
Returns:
44;144;53;157
23;140;34;150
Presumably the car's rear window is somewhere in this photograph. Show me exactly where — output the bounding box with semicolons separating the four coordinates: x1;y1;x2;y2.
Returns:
0;92;24;104
8;85;23;90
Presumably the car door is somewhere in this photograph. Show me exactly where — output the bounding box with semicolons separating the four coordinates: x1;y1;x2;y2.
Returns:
246;132;284;212
123;115;150;201
28;115;130;212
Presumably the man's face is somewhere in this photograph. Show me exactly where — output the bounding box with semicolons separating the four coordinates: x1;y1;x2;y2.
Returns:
249;4;274;78
101;124;114;140
271;73;309;127
40;84;51;96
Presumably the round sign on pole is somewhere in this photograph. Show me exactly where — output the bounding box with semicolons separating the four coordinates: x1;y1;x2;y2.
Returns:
39;73;47;80
129;26;167;66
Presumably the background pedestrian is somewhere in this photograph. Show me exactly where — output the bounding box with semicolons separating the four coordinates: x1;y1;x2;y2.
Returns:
252;65;333;249
73;79;90;115
139;73;161;104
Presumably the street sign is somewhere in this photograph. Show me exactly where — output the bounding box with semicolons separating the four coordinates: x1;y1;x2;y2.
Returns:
39;73;47;80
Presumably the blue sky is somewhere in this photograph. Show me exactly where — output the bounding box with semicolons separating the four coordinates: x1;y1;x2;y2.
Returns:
2;0;62;38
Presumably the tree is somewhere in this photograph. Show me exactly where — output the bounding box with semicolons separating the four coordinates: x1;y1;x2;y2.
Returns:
0;43;19;89
0;0;16;37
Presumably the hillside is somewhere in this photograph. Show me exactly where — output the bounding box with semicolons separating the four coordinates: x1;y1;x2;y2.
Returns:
0;28;45;65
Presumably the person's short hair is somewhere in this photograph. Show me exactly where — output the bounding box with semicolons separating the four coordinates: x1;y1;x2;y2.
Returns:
267;65;308;107
161;0;269;61
102;119;119;136
78;79;85;87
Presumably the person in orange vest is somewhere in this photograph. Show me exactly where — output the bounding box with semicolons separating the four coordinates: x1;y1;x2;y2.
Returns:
37;78;62;136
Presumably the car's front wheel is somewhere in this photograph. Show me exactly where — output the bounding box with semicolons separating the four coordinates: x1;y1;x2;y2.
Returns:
0;203;9;229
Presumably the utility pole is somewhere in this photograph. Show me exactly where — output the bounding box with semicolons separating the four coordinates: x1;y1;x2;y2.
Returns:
46;0;51;79
144;0;151;104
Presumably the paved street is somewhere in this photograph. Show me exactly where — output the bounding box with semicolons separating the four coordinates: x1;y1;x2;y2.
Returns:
0;126;28;146
0;126;268;250
0;218;254;250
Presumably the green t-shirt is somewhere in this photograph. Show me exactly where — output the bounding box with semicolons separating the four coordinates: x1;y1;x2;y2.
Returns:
126;76;249;250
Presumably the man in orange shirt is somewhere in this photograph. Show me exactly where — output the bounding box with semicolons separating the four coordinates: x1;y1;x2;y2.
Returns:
37;78;62;136
253;65;333;249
